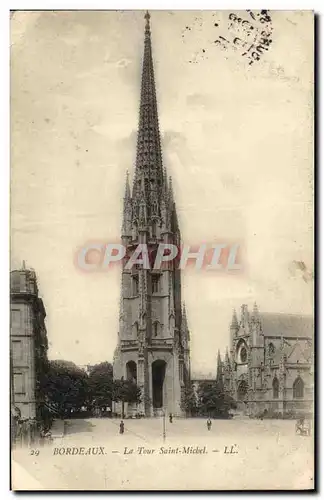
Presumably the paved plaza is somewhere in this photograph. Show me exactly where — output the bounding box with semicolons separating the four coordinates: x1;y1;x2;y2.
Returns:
12;417;314;490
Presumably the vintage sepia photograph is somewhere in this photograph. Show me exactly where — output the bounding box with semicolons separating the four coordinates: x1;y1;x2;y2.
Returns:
10;9;314;490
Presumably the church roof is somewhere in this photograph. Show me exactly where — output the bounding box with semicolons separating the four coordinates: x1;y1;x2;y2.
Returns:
285;340;312;363
260;312;313;339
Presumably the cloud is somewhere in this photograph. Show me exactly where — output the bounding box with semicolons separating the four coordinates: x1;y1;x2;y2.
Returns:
186;93;213;108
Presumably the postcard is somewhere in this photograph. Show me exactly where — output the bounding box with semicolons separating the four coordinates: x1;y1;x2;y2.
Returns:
10;10;314;490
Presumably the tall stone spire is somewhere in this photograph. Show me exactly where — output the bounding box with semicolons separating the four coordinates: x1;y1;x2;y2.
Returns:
113;12;190;418
133;11;164;210
231;309;239;328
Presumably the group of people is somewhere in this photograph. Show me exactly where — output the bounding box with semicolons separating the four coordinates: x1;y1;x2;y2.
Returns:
12;415;37;446
11;406;53;447
118;414;213;434
295;417;311;436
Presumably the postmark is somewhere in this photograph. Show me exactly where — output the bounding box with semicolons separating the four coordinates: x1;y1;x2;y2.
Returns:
214;10;273;66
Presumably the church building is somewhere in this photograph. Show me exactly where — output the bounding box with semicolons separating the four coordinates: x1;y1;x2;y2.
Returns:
220;304;313;417
113;12;191;417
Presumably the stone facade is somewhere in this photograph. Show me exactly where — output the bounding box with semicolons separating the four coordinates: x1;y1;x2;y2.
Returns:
10;267;49;421
113;12;191;417
221;304;314;417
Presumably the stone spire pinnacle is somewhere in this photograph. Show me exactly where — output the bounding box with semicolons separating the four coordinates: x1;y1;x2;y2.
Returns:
144;10;150;28
181;302;190;343
124;170;131;199
231;309;238;328
169;176;174;202
252;302;260;322
132;11;164;217
240;304;250;327
182;302;188;329
122;170;132;236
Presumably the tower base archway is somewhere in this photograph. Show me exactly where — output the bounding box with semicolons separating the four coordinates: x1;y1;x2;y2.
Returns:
152;360;166;409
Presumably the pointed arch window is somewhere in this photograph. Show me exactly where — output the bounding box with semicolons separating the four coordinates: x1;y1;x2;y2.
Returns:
152;220;157;238
132;275;139;296
126;361;137;384
268;343;275;357
152;202;158;217
132;221;138;241
153;321;159;337
152;274;160;294
293;377;304;399
132;321;139;338
272;377;279;399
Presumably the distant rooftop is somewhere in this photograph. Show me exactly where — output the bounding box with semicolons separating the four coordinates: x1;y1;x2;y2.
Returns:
10;267;38;296
260;312;313;338
191;372;214;381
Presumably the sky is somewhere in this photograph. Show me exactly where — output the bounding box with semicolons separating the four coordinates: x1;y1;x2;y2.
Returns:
11;10;313;377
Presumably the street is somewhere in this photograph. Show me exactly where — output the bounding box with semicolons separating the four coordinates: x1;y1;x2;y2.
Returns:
12;417;314;490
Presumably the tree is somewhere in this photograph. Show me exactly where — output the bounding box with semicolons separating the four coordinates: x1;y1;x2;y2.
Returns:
181;383;198;417
197;381;236;418
88;362;113;410
43;360;88;418
112;379;142;418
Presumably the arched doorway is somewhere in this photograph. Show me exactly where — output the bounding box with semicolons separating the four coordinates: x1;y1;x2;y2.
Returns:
152;360;166;409
237;380;248;401
126;361;137;384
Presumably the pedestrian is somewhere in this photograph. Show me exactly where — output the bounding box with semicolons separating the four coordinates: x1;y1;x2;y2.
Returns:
207;418;212;431
169;413;173;424
27;418;36;447
21;418;29;446
119;420;125;435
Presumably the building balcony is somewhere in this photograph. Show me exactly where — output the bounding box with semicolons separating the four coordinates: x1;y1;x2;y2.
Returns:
150;337;173;349
121;339;139;349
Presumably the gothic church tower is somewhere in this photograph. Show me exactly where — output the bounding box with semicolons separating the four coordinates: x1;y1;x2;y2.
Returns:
113;12;191;417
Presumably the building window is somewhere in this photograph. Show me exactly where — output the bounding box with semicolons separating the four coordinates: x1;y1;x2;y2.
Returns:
268;343;275;357
132;276;139;295
153;321;159;337
13;373;25;395
152;221;157;238
11;309;21;328
152;275;160;294
152;202;158;216
272;377;279;399
240;346;247;363
126;361;137;384
12;340;23;362
237;380;248;401
11;273;21;291
132;222;138;241
293;377;304;399
132;322;139;338
179;363;184;382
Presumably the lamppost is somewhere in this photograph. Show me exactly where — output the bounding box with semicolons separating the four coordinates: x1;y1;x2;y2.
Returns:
162;408;166;442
